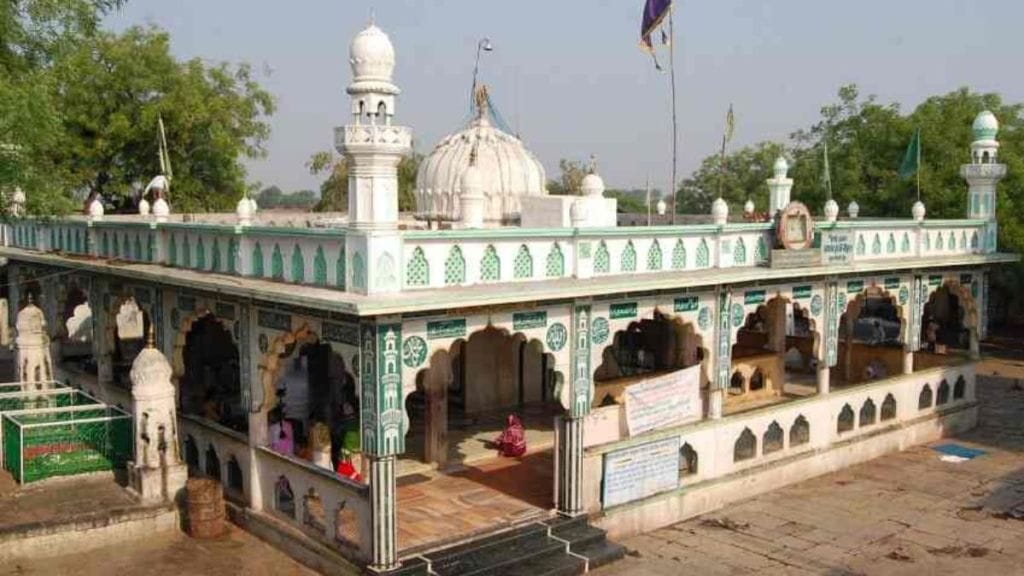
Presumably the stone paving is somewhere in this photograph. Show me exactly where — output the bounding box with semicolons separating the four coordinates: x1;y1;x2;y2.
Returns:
1;524;317;576
0;472;138;528
595;359;1024;575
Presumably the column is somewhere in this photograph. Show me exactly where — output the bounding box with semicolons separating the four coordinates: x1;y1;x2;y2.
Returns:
904;276;920;375
359;319;404;572
709;288;732;419
823;279;840;393
557;302;592;517
816;365;831;395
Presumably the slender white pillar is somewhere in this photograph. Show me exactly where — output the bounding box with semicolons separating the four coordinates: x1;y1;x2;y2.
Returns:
368;454;398;572
556;415;585;516
817;365;830;395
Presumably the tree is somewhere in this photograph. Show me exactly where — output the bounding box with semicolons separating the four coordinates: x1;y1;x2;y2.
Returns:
48;26;274;212
677;142;786;214
547;158;587;195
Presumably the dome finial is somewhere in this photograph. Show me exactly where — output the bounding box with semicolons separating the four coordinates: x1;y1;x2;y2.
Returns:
146;323;156;349
474;85;490;121
588;154;597;175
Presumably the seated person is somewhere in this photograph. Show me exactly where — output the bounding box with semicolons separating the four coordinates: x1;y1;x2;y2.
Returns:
493;414;527;458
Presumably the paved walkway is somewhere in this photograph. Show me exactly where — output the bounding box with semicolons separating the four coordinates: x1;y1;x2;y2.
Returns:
596;364;1024;575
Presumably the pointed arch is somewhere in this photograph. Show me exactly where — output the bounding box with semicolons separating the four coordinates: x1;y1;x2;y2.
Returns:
480;244;500;281
227;238;237;273
336;250;347;288
755;236;768;262
621;241;637;272
789;415;810;446
671;239;687;270
871;234;881;255
763;421;784;455
514;244;534;279
859;398;876;426
182;236;192;268
196;237;206;270
271;244;284;280
734;428;756;462
352;252;366;290
545;243;565;278
252;243;264;278
211;239;222;272
291;244;305;283
696;238;710;268
733;237;747;264
444;245;465;285
856;235;866;256
406;247;429;286
886;233;896;254
313;246;327;286
593;241;610;274
837;404;855;433
924;231;931;251
646;239;663;271
901;232;911;253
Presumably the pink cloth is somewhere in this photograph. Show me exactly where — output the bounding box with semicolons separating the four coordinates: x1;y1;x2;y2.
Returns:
270;420;294;455
494;414;527;458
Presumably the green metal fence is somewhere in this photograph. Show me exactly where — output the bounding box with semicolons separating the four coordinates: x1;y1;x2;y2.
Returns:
0;387;99;413
1;405;133;484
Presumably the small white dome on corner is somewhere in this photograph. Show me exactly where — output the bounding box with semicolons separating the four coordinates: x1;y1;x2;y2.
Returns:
581;173;605;197
656;198;667;216
772;156;789;178
138;197;151;216
743;199;755;215
349;24;396;82
12;187;26;204
236;196;253;223
912;200;926;222
823;199;839;222
153;197;170;219
847;200;860;219
711;197;729;225
88;197;105;218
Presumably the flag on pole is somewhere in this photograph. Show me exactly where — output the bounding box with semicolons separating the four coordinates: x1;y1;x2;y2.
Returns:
725;104;735;144
899;128;921;179
823;139;833;199
640;0;673;69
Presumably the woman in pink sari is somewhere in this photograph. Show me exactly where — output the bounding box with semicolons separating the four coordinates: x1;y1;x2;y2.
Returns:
494;414;527;458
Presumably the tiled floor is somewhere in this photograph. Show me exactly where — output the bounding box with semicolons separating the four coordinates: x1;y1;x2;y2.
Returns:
397;450;554;553
0;472;138;529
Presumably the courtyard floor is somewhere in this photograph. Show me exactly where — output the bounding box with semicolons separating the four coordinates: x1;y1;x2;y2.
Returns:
594;347;1024;575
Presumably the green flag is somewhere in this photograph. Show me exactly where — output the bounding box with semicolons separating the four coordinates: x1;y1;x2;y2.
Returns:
899;128;921;179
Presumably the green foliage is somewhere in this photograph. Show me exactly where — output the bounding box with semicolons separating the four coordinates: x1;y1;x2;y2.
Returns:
309;149;422;213
548;158;587;195
253;185;316;210
605;189;656;214
677;142;786;214
49;26;274;212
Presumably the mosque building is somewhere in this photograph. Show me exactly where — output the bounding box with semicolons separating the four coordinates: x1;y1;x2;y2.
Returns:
0;21;1015;575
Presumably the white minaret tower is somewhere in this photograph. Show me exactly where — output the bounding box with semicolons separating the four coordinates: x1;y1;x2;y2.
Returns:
336;22;412;294
960;111;1005;252
766;156;793;218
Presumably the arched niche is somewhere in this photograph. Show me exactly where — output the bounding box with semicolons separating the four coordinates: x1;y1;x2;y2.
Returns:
176;311;244;432
837;286;907;386
920;280;979;360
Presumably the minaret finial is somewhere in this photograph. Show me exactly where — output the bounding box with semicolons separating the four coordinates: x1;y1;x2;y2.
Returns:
26;292;33;306
588;154;597;175
146;323;156;349
474;85;490;120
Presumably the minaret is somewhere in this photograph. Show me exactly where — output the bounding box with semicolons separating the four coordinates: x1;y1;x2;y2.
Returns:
766;156;792;218
336;22;412;294
960;111;1005;252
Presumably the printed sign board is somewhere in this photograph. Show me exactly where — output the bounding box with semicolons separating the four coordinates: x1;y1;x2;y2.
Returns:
624;364;702;436
602;436;680;508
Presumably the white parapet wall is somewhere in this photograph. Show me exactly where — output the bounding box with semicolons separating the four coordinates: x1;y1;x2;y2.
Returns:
584;362;977;539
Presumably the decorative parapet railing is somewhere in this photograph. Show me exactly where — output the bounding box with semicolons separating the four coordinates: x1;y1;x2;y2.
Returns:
0;215;994;296
334;124;412;152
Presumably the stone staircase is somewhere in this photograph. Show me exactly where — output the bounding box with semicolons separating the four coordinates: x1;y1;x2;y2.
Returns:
384;516;625;576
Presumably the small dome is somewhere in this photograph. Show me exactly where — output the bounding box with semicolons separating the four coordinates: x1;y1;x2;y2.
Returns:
847;200;860;219
138;197;151;216
656;198;667;216
153;197;170;217
743;199;755;215
12;187;25;204
912;200;926;222
350;24;395;82
772;156;789;178
711;197;729;224
145;175;169;195
581;173;605;197
972;111;999;141
460;163;483;197
88;197;104;218
130;345;174;395
236;196;253;222
823;199;839;222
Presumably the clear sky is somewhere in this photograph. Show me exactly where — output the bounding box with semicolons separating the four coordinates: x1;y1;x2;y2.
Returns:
105;0;1023;195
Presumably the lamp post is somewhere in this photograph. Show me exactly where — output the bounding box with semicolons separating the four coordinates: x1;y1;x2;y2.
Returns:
471;37;493;112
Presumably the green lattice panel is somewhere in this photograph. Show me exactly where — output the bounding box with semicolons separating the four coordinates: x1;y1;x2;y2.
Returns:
696;239;710;268
406;247;429;286
314;247;327;286
646;240;662;271
593;242;610;274
733;238;746;265
621;241;637;272
271;244;284;280
546;243;564;278
444;246;465;285
252;243;264;277
291;244;305;283
514;245;533;279
480;245;500;281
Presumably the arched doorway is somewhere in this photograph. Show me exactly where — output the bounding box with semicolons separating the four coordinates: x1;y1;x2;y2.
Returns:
111;298;151;389
180;313;245;432
918;281;979;367
836;287;905;387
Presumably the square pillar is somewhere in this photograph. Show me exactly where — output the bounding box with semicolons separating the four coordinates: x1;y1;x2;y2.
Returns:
556;302;592;517
709;288;733;419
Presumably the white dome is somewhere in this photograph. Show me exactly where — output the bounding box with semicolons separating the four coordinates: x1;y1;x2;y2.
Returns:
912;200;926;222
823;199;839;222
711;197;729;225
12;187;25;204
743;199;755;215
236;196;253;223
847;200;859;219
350;24;395;83
88;197;104;218
581;173;605;197
656;198;667;216
138;197;151;216
972;111;998;141
416;114;546;223
153;197;170;218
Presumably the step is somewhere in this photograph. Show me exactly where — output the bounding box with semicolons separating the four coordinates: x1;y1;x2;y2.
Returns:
426;525;556;576
550;522;607;548
571;539;626;570
459;539;569;576
477;547;586;576
375;556;429;576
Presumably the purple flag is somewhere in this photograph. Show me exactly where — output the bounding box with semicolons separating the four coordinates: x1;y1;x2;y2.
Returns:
640;0;673;53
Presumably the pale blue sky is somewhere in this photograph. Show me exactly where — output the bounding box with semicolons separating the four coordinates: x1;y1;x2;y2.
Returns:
106;1;1022;194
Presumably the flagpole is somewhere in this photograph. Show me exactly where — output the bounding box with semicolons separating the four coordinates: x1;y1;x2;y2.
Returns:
668;5;678;225
916;130;921;202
